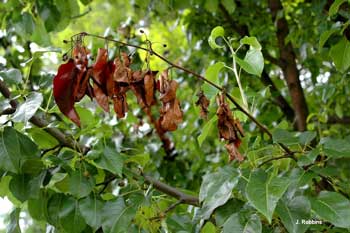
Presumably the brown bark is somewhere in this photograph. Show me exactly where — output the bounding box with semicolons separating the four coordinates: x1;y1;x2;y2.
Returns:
268;0;309;131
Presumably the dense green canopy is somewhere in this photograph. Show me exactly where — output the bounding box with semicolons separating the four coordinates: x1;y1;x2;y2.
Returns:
0;0;350;232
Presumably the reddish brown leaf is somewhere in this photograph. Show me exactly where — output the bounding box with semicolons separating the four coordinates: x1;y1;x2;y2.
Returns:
53;59;81;127
92;48;109;112
113;55;132;83
144;72;156;106
160;99;183;131
72;44;89;70
113;84;128;118
196;91;210;119
225;142;244;162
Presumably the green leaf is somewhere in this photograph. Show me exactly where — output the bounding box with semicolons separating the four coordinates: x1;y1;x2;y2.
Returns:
208;26;225;49
28;190;48;221
202;62;225;99
9;172;45;202
0;68;23;84
240;36;262;50
311;191;350;228
124;153;150;167
94;147;124;176
0;126;40;173
329;0;347;16
54;0;80;31
235;50;264;77
68;170;95;199
223;213;262;233
27;128;59;149
319;28;339;50
297;148;319;167
12;92;43;123
329;37;350;72
79;195;104;232
272;128;299;146
297;131;316;145
197;115;218;146
321;137;350;158
245;169;291;223
60;197;87;233
215;198;244;226
276;196;311;233
101;197;135;233
201;221;216;233
6;208;21;233
46;193;66;226
199;166;239;219
221;0;236;13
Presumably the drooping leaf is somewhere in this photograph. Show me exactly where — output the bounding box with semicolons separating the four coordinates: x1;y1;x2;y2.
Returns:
329;0;347;16
276;196;311;233
240;36;262;50
329;37;350;72
79;195;104;232
199;166;239;219
311;191;350;228
53;59;81;126
319;28;339;50
208;26;225;49
12;92;43;123
245;169;291;223
59;197;87;233
195;91;210;119
28;190;48;221
144;71;157;106
235;49;264;76
9;172;45;202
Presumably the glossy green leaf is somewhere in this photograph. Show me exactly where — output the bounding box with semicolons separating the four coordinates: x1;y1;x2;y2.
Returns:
208;26;225;49
197;115;217;146
0;68;22;84
272;128;299;145
27;128;59;149
94;147;124;176
101;197;135;233
235;50;264;76
246;169;291;223
6;208;21;233
223;213;262;233
215;198;244;226
201;221;216;233
240;36;262;50
199;166;239;219
321;137;350;158
202;62;225;99
79;195;104;232
311;191;350;228
329;0;347;16
28;190;48;221
124;153;150;167
0;126;39;173
13;92;43;123
329;37;350;72
68;170;95;199
297;148;320;167
276;196;311;233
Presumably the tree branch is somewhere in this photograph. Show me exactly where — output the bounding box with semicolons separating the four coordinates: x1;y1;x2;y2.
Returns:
268;0;309;131
327;116;350;124
0;79;199;207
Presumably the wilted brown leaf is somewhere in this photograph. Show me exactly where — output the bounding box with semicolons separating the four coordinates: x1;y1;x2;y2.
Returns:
159;99;183;131
144;72;156;106
225;142;244;162
113;53;132;83
196;91;210;119
113;84;129;118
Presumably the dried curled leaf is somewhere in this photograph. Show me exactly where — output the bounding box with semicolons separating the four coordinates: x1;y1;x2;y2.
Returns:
113;84;129;118
92;48;109;112
196;91;210;119
53;59;80;127
216;94;244;161
113;53;132;83
158;69;183;131
144;71;156;106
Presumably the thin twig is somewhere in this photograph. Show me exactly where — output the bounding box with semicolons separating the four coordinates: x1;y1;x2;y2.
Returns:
258;154;296;168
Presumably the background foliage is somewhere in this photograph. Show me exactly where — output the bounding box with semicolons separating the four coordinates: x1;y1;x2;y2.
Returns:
0;0;350;232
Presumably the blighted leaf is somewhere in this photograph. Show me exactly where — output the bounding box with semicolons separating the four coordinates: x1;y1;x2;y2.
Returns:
196;91;210;119
92;48;109;112
225;141;243;162
208;26;225;49
53;59;80;126
113;85;129;119
160;99;183;131
113;54;132;83
144;72;156;106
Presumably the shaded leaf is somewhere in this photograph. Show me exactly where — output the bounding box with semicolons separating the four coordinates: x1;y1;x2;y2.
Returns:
79;195;104;232
0;68;22;84
9;172;44;202
94;147;124;176
329;37;350;72
197;115;217;146
329;0;347;16
60;197;87;233
321;137;350;158
223;213;262;233
6;208;21;233
68;170;95;199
